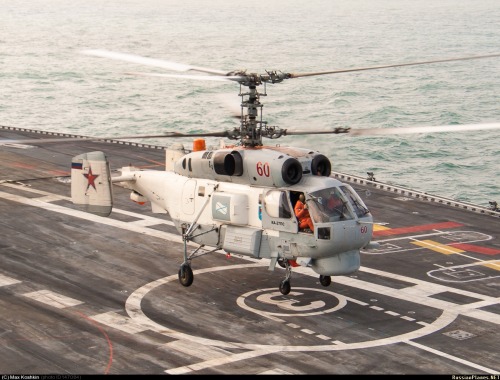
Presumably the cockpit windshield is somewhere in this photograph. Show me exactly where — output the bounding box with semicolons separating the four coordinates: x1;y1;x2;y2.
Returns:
306;185;370;222
307;187;352;222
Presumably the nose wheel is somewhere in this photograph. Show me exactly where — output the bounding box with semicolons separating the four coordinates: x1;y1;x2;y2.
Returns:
319;275;332;287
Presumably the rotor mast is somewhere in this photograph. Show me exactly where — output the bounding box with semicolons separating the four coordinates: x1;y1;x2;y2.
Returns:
236;71;291;147
239;83;263;146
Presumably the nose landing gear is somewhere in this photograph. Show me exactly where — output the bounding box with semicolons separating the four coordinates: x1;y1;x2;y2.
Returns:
277;258;333;295
277;258;332;295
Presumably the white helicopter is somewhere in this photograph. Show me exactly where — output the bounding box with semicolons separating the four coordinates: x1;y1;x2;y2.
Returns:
69;50;500;295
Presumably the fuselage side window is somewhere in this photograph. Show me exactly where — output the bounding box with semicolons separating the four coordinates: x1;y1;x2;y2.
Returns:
280;191;292;218
264;190;292;219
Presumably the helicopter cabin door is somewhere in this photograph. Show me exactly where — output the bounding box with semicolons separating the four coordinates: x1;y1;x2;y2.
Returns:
182;179;196;215
261;190;298;233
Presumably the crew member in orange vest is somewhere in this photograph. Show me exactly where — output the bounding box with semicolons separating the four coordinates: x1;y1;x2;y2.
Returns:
294;193;314;232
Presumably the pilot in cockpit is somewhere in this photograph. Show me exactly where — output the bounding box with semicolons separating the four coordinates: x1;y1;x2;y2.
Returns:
308;187;346;223
326;190;343;214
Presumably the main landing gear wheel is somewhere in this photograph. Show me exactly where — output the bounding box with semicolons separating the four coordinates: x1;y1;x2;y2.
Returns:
319;275;331;287
278;259;293;295
178;264;194;287
279;279;291;295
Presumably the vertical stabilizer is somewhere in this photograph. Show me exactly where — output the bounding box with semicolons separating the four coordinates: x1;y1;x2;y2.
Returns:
71;151;113;216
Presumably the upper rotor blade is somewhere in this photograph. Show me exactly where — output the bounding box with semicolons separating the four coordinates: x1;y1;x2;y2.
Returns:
288;53;500;79
81;49;229;76
125;71;243;82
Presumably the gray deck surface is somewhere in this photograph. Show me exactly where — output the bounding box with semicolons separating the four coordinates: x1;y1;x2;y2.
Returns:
1;127;499;375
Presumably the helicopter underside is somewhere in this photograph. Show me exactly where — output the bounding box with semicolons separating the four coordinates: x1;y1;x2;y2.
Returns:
173;218;362;276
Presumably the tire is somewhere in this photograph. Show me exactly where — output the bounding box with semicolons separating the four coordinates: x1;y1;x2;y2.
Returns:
178;264;194;287
319;275;331;287
279;279;291;295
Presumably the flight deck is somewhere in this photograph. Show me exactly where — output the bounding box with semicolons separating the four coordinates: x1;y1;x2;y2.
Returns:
1;126;499;375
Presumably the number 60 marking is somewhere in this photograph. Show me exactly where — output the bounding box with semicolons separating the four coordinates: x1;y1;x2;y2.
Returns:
360;226;368;234
256;162;270;177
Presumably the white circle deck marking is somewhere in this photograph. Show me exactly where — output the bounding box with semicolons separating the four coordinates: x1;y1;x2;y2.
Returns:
124;263;459;351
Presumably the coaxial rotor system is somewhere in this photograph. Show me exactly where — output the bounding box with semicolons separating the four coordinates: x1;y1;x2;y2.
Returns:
79;49;500;147
3;50;499;147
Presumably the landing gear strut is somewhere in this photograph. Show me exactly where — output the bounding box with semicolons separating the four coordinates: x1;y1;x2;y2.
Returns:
178;225;194;287
176;186;219;289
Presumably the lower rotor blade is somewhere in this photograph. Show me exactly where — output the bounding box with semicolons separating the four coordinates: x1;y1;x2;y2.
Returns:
284;123;500;137
0;131;232;145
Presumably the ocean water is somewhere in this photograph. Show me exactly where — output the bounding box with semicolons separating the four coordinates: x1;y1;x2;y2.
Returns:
1;0;499;207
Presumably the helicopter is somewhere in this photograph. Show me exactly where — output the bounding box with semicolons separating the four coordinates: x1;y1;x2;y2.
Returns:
67;49;500;296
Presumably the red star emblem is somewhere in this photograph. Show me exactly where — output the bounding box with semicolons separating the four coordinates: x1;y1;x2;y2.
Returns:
83;165;99;191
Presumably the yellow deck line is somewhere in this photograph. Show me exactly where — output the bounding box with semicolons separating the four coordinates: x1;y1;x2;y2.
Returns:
373;224;391;231
411;240;465;255
483;262;500;271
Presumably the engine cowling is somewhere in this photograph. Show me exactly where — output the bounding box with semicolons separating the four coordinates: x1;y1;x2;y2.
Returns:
172;144;333;187
243;150;303;186
213;150;244;176
174;148;303;187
